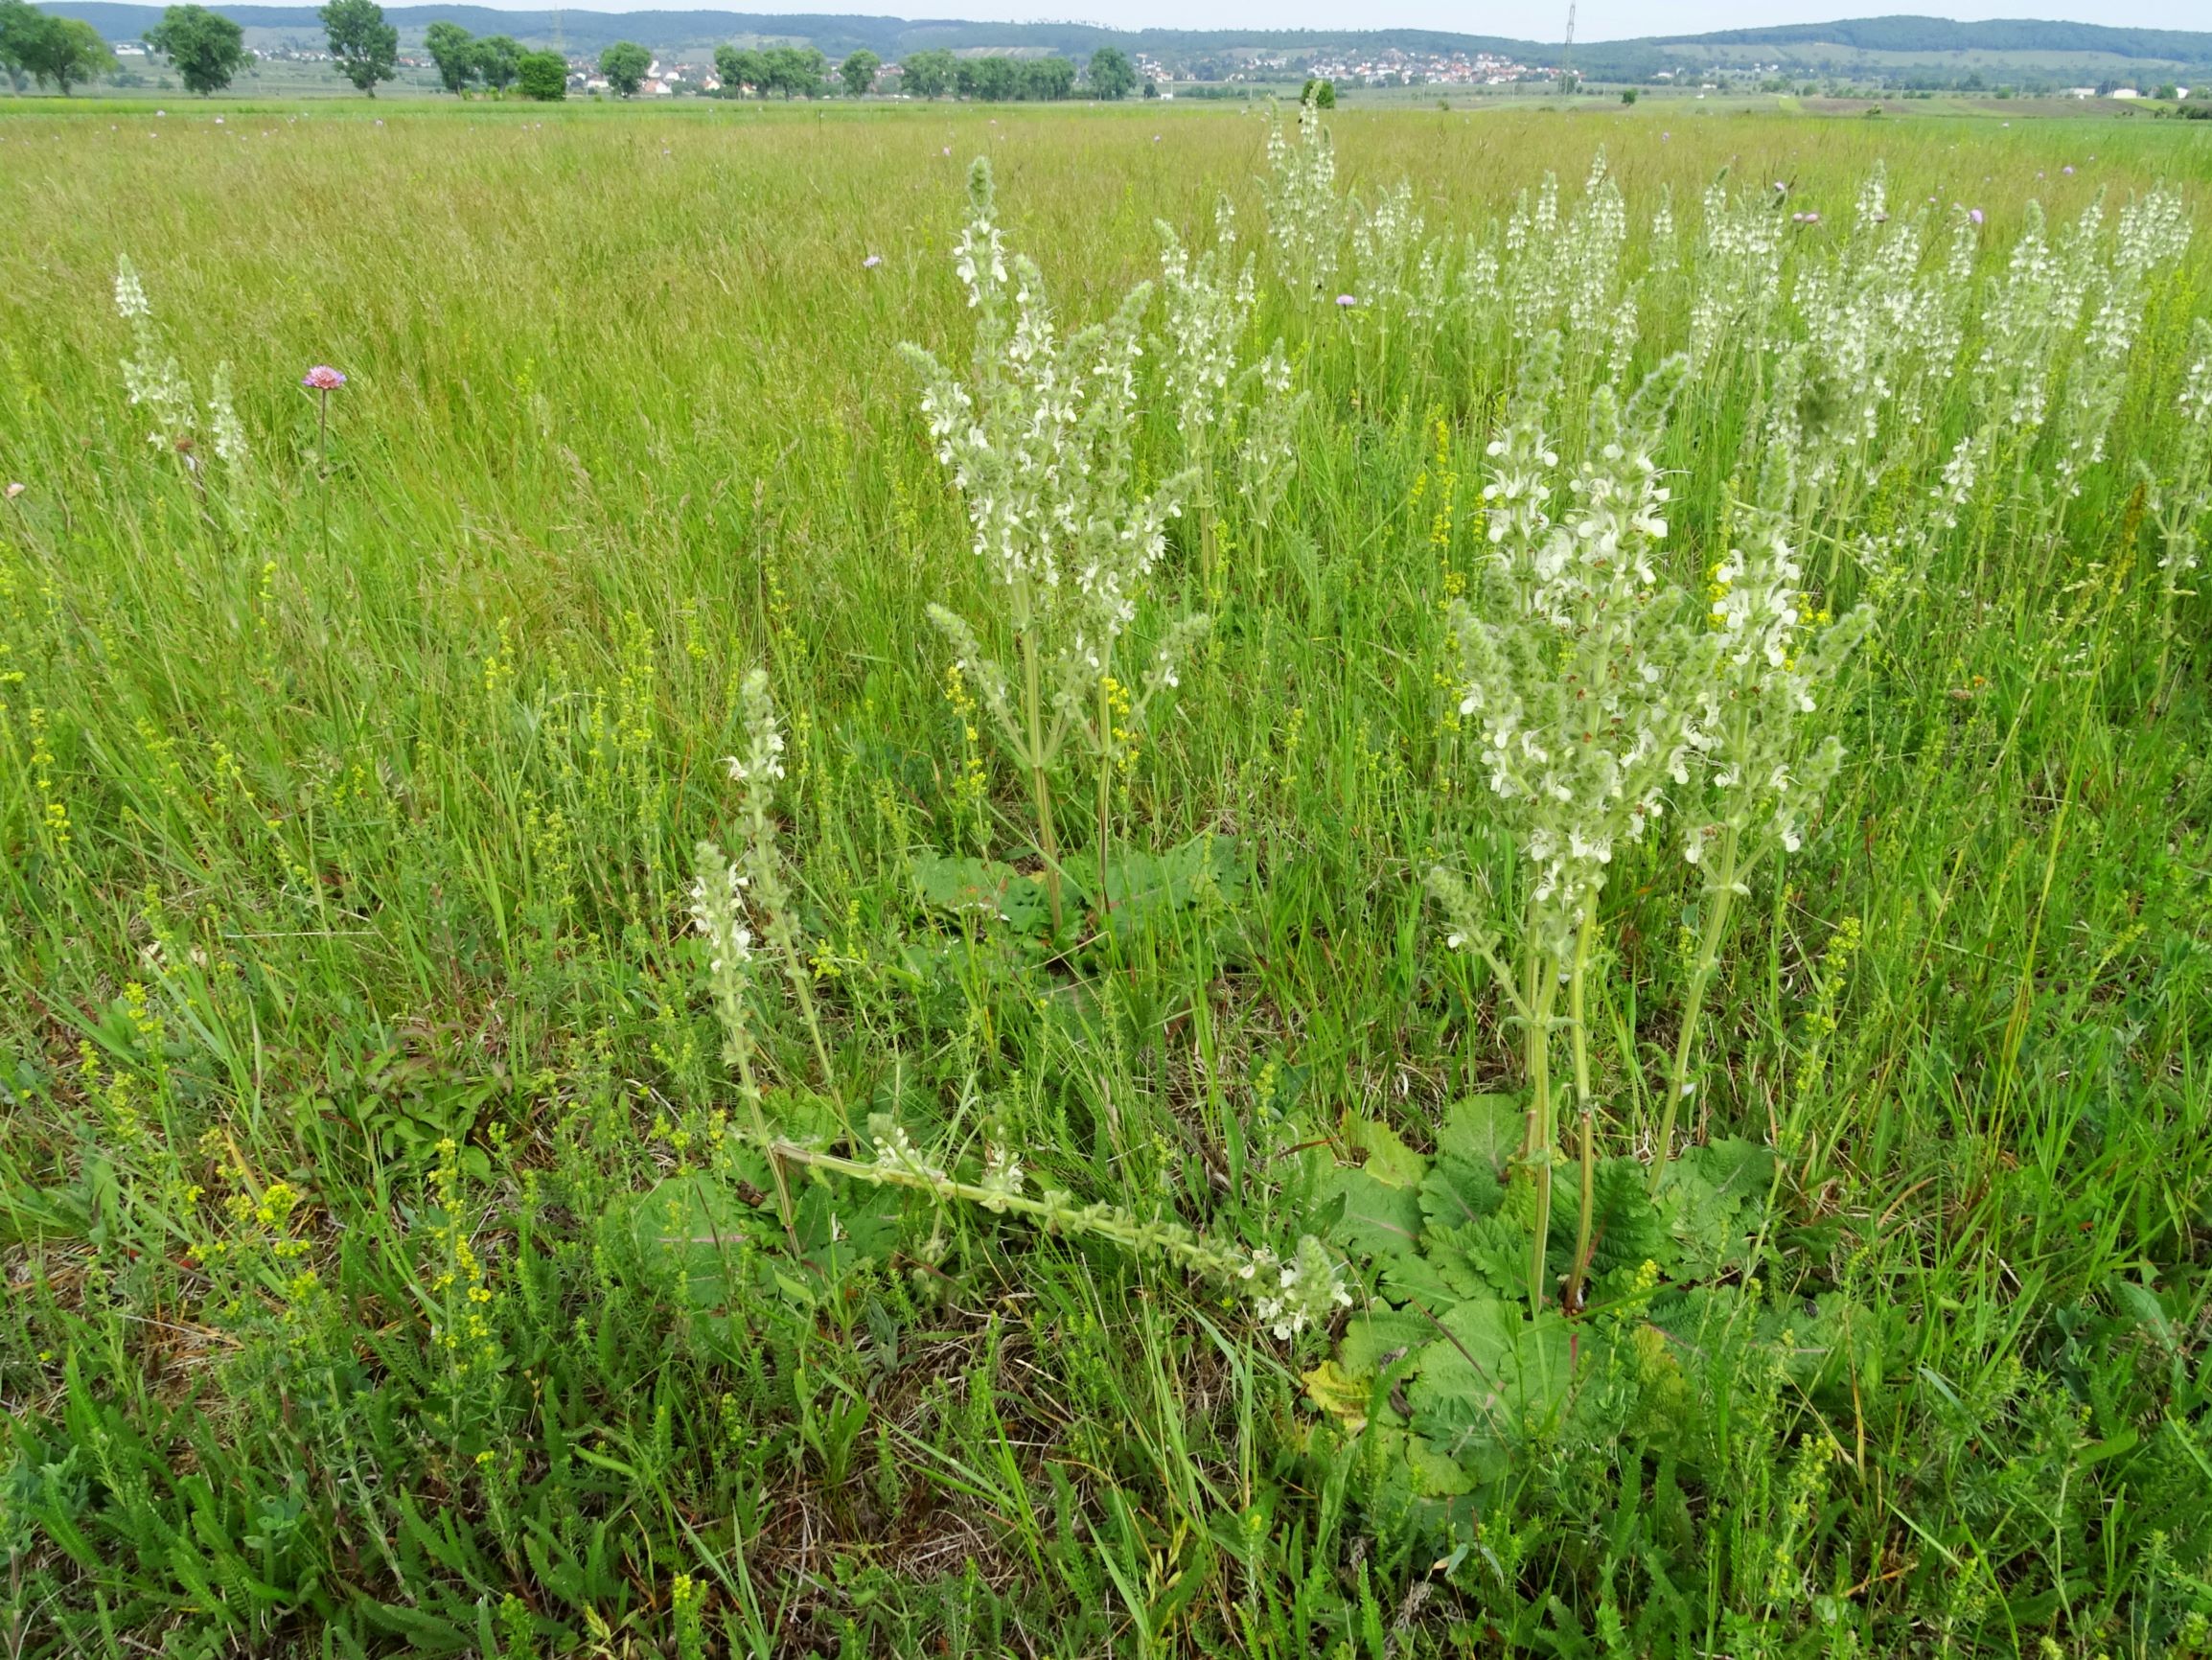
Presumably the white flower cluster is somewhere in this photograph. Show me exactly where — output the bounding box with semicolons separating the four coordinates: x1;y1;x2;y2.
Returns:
1350;178;1425;320
905;158;1187;673
1449;340;1698;956
689;841;755;1070
1158;204;1254;445
1678;504;1870;870
725;670;788;786
1688;176;1786;366
2181;326;2212;430
116;256;196;452
978;1143;1025;1210
1791;167;1973;482
1503;173;1563;342
2149;316;2212;583
1234;345;1302;543
1263;87;1341;298
906;159;1207;920
2063;189;2193;479
113;255;250;474
1157;209;1305;576
1559;151;1629;340
1252;1233;1352;1342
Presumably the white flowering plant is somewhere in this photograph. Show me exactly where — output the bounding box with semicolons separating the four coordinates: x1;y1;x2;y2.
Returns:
1429;335;1705;1309
2143;317;2212;698
113;255;251;523
1263;87;1343;300
1157;209;1305;595
1651;463;1870;1197
687;673;1345;1346
904;158;1206;934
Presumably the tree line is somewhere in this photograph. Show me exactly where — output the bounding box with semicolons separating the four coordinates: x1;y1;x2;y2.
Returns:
0;0;117;93
1;0;1148;103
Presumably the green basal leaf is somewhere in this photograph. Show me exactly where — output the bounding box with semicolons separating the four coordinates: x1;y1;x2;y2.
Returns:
624;1171;761;1309
1420;1153;1504;1231
1325;1166;1426;1259
1345;1113;1429;1188
1409;1301;1602;1445
911;851;1051;935
1070;832;1246;934
1668;1138;1778;1273
1438;1094;1524;1175
1581;1155;1676;1283
1423;1213;1529;1301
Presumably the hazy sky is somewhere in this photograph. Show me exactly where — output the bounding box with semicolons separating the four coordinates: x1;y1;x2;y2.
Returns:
452;1;2206;38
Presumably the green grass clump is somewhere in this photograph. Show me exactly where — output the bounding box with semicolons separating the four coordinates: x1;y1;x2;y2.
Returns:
2;99;2210;1657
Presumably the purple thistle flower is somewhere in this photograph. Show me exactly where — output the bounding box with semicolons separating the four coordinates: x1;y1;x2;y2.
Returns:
302;365;346;392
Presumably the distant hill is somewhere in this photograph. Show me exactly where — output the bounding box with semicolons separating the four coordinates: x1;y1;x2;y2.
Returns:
43;5;2212;83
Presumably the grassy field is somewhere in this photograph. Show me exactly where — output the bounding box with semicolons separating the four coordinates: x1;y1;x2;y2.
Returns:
2;96;2211;1658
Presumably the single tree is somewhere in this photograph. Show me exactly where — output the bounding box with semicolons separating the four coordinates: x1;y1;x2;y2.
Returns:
1086;44;1135;100
761;43;822;99
1141;76;1157;98
713;42;764;95
422;19;475;93
1;0;41;90
899;46;954;99
318;0;395;95
16;11;112;94
1302;76;1335;107
473;34;520;91
148;4;246;95
598;39;649;97
838;47;877;97
515;46;564;99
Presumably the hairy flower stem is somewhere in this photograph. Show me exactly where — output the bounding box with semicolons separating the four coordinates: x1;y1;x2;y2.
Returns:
1564;906;1600;1312
733;1026;799;1254
1193;427;1219;597
315;388;332;561
1095;674;1114;916
764;1139;1258;1280
1522;906;1559;1309
1021;624;1064;936
1650;821;1741;1198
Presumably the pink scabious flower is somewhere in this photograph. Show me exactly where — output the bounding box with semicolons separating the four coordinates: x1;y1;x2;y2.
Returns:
1969;207;1984;226
2062;164;2075;174
5;482;24;500
1335;293;1357;307
302;365;346;391
863;254;883;268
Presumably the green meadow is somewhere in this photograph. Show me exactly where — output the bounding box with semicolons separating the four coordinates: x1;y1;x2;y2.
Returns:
3;98;2211;1657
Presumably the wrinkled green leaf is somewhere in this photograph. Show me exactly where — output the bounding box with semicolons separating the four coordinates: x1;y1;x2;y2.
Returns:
1326;1167;1425;1259
911;851;1049;934
1439;1095;1524;1175
1346;1115;1429;1188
